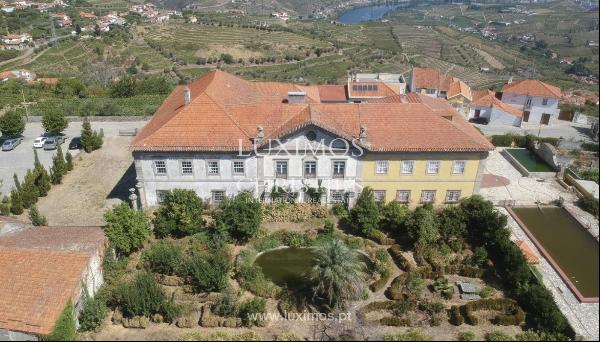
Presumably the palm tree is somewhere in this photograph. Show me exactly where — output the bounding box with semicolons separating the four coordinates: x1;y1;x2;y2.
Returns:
307;239;368;309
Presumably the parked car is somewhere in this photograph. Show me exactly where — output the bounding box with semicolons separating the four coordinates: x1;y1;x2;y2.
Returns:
469;117;489;125
33;136;48;148
69;137;82;150
43;136;65;150
2;137;23;151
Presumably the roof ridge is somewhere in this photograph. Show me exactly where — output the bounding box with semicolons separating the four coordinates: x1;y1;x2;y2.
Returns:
203;91;253;140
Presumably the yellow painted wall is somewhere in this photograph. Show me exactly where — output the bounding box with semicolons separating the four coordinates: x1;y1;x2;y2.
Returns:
359;152;483;206
448;95;471;115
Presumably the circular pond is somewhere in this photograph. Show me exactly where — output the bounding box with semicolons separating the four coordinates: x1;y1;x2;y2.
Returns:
254;247;372;289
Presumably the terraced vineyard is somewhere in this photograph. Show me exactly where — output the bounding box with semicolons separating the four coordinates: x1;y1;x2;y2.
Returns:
142;24;332;63
392;25;443;58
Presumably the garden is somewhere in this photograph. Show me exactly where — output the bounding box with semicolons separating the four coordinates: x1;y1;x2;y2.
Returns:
59;186;575;341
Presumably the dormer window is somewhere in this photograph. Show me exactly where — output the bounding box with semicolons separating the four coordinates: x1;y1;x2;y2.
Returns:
306;130;317;141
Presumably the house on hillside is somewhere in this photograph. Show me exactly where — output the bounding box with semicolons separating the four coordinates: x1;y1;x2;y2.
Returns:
408;67;458;98
0;69;37;82
468;90;523;127
130;71;493;208
447;80;473;115
0;218;107;340
0;32;32;50
501;79;562;125
347;73;406;103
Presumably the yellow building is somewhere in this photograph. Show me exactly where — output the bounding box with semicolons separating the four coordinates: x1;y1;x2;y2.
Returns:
359;152;487;207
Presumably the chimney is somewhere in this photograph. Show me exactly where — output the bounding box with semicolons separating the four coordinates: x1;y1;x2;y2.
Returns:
508;76;513;84
183;86;191;105
255;125;265;145
287;91;306;104
359;126;367;143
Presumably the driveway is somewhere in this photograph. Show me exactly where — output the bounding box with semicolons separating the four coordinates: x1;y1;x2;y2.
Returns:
0;121;146;196
474;120;593;142
479;148;578;205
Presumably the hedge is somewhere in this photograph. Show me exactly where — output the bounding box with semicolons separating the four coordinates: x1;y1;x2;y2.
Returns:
389;244;412;271
380;316;411;326
490;134;560;148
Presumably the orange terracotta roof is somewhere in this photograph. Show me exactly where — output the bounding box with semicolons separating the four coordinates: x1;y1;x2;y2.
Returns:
132;70;493;153
502;79;562;98
516;240;540;264
0;247;90;335
0;226;106;335
318;85;347;102
472;91;523;118
411;67;458;92
447;80;472;101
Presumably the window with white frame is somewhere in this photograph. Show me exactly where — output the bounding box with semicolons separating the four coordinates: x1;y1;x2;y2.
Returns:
156;190;168;204
426;89;436;95
452;160;466;175
233;161;245;175
304;160;317;178
542;98;548;106
180;160;193;175
275;160;288;179
375;160;389;174
212;190;226;203
421;190;436;203
330;190;345;203
446;190;461;203
396;190;411;203
401;160;415;174
426;160;441;175
154;160;167;175
207;160;219;175
332;161;346;178
373;190;386;202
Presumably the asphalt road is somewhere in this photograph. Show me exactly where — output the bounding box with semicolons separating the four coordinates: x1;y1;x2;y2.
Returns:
0;121;146;196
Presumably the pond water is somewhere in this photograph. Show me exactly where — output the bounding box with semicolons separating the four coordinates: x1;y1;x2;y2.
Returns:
506;148;556;172
511;206;599;299
255;247;372;289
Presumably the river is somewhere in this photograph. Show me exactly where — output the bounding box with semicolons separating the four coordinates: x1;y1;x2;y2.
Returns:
336;1;431;24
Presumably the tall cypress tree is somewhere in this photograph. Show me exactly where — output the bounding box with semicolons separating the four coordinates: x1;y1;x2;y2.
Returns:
9;189;23;215
33;149;51;196
28;204;48;226
81;117;94;153
20;169;39;208
51;145;67;185
65;151;73;171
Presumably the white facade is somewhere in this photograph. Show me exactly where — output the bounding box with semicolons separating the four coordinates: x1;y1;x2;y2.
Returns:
134;127;362;207
501;92;560;125
468;106;522;127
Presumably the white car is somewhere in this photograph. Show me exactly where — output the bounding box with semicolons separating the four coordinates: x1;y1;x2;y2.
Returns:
33;137;47;148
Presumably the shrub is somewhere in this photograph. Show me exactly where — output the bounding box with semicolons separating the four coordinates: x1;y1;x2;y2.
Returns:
576;197;599;219
450;305;464;326
114;272;180;321
380;200;410;234
382;330;430;341
458;331;475;341
331;202;349;218
187;250;231;293
487;330;514;341
213;290;239;318
322;219;335;236
78;293;107;332
28;204;47;226
153;189;205;238
236;250;281;298
479;286;495;299
282;231;310;248
217;192;262;243
142;241;183;276
275;332;302;341
350;187;380;236
45;300;76;341
380;316;411;326
239;297;266;327
182;331;262;341
470;246;488;267
389;245;412;271
103;203;150;257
